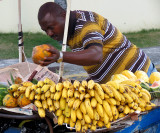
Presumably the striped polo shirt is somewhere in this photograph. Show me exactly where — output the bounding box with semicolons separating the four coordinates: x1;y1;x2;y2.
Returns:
67;10;151;83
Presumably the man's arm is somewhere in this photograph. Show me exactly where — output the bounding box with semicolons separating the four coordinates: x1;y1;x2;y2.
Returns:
40;45;103;66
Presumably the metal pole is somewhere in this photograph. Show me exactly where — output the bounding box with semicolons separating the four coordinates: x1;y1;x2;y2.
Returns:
18;0;25;63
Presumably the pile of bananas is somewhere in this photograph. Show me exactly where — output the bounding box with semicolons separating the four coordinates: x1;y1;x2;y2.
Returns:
15;77;155;132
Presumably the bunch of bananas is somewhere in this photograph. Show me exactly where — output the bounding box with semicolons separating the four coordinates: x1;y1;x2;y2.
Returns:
9;75;155;132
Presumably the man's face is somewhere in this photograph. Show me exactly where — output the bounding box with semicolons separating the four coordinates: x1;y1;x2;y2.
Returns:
39;13;65;41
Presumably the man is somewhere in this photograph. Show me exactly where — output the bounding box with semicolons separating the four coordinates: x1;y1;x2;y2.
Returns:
37;2;157;83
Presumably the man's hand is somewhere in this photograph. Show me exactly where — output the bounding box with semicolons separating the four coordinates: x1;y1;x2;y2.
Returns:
40;46;60;66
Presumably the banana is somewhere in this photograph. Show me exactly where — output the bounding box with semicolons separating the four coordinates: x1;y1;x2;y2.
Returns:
80;93;85;101
104;93;110;99
133;102;138;110
58;115;64;125
35;87;41;95
56;83;63;92
9;84;20;92
60;97;66;110
109;85;121;101
87;80;95;90
82;124;88;133
68;97;75;108
130;109;135;113
94;83;105;99
92;120;97;126
47;98;53;107
145;103;156;111
91;98;97;108
25;86;31;98
41;94;46;101
45;90;51;98
81;80;88;89
106;81;119;90
64;105;71;117
120;80;136;88
119;84;126;93
64;117;70;124
29;91;35;100
141;92;150;103
63;80;71;89
41;85;51;93
94;90;103;104
53;100;60;110
81;119;85;126
50;93;54;100
62;87;68;99
85;99;94;119
44;78;55;86
123;92;133;103
56;109;63;116
102;100;113;117
106;98;117;106
116;100;120;106
31;84;37;91
128;102;135;108
37;81;44;88
54;91;62;101
80;102;87;115
110;105;119;119
84;93;91;99
50;84;56;93
34;94;41;100
121;101;126;106
67;85;75;98
22;81;33;87
123;105;130;114
78;86;85;93
97;120;104;128
118;105;124;112
74;90;80;99
42;100;48;110
76;108;83;120
96;103;104;117
120;93;126;102
105;122;111;128
17;86;26;93
38;108;45;118
75;120;81;132
34;100;42;108
103;110;109;124
90;125;96;131
69;119;75;130
13;91;20;98
73;99;81;110
93;109;100;121
49;105;55;112
101;84;114;97
119;113;126;118
141;89;151;100
83;114;91;124
71;108;77;122
73;80;80;89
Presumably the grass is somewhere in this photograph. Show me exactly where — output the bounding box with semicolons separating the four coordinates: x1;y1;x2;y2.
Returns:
0;29;160;59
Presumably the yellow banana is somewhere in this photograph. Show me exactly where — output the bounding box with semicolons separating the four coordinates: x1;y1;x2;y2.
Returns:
62;87;68;99
67;85;74;98
73;99;81;110
104;93;110;99
103;110;109;124
76;108;83;120
123;92;133;103
97;120;104;128
133;102;138;110
25;86;31;98
35;87;41;95
47;98;53;107
91;98;97;108
75;120;81;132
139;98;146;108
101;84;114;97
83;114;91;124
37;81;44;88
94;83;104;99
106;98;117;106
34;100;42;108
93;109;100;121
68;97;75;108
120;93;126;103
119;84;126;93
145;103;156;111
38;107;45;118
9;84;20;92
60;97;66;110
85;99;94;119
42;100;48;110
50;93;54;100
96;103;104;117
141;89;151;100
88;80;95;90
80;93;85;101
64;117;70;124
54;91;62;101
82;124;88;133
49;105;55;112
34;94;41;100
118;105;125;112
45;90;51;98
80;102;87;115
130;109;135;113
71;108;77;122
94;90;103;104
110;105;119;119
81;80;88;89
41;85;51;93
92;120;97;126
90;125;96;131
74;90;80;99
123;105;130;114
105;122;111;128
73;80;80;89
106;81;119;90
22;81;33;87
78;86;85;93
69;119;75;130
84;93;91;99
56;83;63;92
141;92;150;103
137;107;141;112
102;100;113;117
29;91;35;100
41;94;46;101
119;113;126;118
17;86;26;93
58;115;64;125
53;100;60;110
128;102;135;108
64;105;71;118
63;80;71;89
13;91;20;98
50;84;56;93
56;109;63;116
109;85;121;101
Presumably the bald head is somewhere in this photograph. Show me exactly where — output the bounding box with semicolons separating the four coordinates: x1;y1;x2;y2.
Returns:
38;2;65;21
